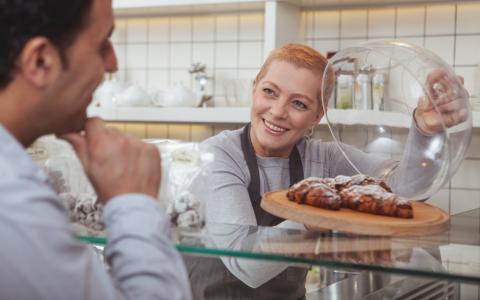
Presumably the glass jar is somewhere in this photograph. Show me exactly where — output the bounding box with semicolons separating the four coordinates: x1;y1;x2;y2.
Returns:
372;72;387;111
335;72;354;109
354;65;373;110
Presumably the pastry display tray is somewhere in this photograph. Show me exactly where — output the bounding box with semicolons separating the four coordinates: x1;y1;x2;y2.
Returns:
261;190;449;237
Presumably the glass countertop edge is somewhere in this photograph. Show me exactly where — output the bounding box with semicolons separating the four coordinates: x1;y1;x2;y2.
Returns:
177;245;480;284
77;235;480;285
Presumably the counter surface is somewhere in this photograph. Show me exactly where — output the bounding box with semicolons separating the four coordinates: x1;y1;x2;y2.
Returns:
78;208;480;284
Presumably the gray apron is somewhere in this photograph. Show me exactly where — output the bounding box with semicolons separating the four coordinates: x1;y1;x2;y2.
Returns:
184;124;307;300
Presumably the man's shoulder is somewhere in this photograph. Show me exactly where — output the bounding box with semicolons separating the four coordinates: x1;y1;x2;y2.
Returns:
0;152;22;180
0;137;67;223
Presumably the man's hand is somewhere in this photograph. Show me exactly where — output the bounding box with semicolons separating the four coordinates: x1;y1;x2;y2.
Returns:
60;118;161;204
414;69;469;135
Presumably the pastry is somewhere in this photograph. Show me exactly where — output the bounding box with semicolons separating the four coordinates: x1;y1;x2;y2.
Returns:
303;183;342;210
286;175;412;218
333;174;392;192
339;185;413;218
287;180;342;210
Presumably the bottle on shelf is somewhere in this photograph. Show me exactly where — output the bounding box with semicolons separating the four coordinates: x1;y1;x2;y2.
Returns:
354;64;373;110
372;71;387;111
335;72;355;109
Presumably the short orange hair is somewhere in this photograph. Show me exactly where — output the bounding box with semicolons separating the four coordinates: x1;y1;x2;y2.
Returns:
254;43;334;109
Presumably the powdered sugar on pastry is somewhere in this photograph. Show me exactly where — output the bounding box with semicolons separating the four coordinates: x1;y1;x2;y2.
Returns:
287;175;412;218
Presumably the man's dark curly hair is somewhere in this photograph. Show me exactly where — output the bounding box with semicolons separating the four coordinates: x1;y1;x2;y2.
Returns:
0;0;94;89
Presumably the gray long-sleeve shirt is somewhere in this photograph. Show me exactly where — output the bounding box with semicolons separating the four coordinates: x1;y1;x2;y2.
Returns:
0;125;192;300
203;126;438;225
202;129;401;226
201;127;437;287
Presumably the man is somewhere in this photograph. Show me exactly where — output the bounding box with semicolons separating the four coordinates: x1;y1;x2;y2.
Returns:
0;0;191;299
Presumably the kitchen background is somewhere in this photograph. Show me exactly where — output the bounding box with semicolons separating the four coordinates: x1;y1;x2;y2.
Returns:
92;0;480;215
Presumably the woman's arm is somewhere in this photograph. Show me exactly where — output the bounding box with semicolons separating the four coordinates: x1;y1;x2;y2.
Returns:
327;123;442;200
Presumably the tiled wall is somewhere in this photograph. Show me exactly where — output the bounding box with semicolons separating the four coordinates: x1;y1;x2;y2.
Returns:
304;2;480;99
108;2;480;215
111;12;264;107
111;3;480;101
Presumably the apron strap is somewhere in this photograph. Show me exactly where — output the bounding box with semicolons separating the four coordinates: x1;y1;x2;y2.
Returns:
240;123;304;226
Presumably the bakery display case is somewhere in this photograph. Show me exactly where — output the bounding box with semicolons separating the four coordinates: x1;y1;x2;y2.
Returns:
78;208;480;299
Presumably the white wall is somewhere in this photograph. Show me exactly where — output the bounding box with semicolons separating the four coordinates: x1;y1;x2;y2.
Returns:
304;2;480;99
111;12;264;107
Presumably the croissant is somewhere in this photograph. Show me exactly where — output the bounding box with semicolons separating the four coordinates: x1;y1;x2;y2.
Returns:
286;175;413;218
340;185;413;218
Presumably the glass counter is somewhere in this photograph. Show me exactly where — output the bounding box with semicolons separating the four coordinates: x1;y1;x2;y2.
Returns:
77;208;480;298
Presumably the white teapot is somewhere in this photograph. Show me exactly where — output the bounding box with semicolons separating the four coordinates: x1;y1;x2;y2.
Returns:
92;78;124;108
154;83;197;107
115;83;152;107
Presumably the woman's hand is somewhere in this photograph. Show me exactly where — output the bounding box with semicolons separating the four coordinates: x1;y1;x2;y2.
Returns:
414;69;469;135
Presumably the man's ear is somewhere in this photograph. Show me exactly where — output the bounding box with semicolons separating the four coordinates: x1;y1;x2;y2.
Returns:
18;37;62;88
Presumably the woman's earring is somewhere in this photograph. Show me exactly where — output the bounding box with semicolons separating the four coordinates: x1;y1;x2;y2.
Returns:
305;126;315;140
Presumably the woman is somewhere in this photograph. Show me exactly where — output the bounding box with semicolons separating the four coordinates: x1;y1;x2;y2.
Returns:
186;44;466;299
204;43;462;225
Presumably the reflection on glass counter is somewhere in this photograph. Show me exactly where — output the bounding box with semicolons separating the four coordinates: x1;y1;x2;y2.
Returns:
78;208;480;299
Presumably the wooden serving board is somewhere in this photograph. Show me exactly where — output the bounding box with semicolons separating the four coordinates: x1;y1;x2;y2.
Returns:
261;190;450;237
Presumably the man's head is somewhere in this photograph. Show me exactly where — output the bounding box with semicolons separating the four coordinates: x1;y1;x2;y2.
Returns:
0;0;90;88
0;0;117;146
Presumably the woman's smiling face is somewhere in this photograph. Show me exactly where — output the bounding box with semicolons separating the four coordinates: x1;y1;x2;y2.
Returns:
250;60;324;158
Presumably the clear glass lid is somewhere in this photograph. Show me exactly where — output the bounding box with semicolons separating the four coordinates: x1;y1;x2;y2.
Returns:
322;40;472;200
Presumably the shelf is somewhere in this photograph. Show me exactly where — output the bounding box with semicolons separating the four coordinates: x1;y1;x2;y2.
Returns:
325;109;411;128
112;0;465;16
87;106;480;128
87;107;251;124
113;0;265;16
295;0;469;9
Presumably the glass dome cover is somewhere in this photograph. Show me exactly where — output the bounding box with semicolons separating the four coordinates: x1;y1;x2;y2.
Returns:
321;40;472;200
